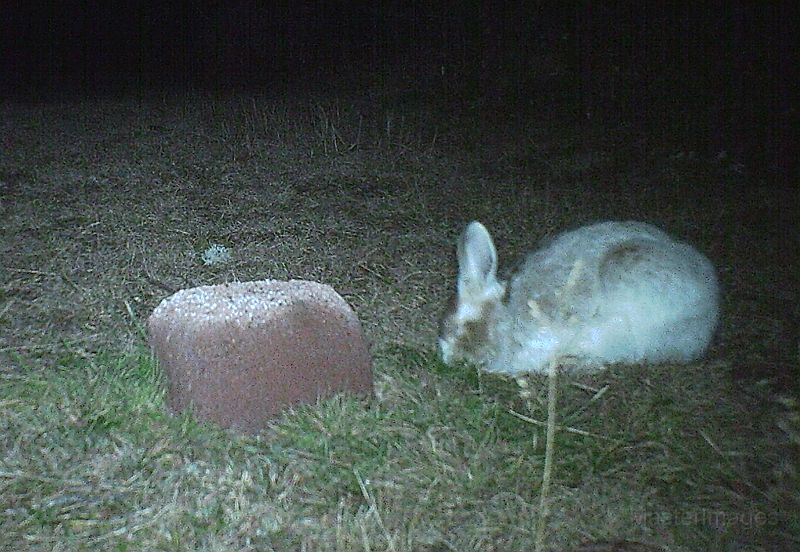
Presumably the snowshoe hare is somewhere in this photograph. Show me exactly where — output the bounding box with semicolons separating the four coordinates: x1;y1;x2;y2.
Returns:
439;221;719;374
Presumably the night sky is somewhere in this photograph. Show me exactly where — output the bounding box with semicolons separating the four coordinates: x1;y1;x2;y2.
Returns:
1;2;796;182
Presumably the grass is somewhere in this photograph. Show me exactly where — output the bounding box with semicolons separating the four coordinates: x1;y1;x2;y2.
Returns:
1;347;796;550
1;80;797;549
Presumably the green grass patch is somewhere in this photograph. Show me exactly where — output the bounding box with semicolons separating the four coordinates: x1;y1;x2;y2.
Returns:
1;347;794;550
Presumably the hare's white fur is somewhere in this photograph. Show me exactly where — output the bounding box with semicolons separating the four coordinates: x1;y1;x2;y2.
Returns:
439;221;719;374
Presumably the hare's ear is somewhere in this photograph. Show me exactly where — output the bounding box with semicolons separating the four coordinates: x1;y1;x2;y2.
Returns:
457;221;501;300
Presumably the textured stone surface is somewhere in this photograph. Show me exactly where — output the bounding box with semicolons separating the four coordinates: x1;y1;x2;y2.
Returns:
148;279;373;433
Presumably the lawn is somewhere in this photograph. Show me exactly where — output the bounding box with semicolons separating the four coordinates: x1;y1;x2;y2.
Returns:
1;85;796;550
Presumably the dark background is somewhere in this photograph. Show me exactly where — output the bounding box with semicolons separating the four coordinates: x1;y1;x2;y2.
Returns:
1;2;796;185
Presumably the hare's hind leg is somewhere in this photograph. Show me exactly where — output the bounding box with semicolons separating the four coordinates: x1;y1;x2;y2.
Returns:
596;238;716;363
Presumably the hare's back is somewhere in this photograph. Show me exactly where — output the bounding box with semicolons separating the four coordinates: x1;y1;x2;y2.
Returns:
545;221;671;254
510;221;713;313
515;221;671;281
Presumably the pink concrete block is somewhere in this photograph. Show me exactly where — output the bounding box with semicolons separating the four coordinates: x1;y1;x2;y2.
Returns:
148;279;373;433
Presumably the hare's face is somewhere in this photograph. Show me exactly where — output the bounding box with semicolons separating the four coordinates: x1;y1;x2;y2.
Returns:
438;278;506;368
